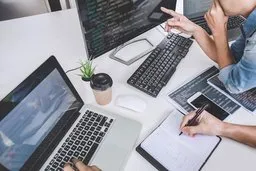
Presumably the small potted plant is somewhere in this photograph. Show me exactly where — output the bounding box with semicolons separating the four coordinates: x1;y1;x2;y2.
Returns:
79;58;95;82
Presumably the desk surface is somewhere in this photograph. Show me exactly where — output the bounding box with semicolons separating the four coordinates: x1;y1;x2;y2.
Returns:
0;7;256;171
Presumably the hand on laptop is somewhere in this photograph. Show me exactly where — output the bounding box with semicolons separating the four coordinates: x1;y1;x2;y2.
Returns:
64;158;101;171
160;7;200;36
204;0;228;36
180;110;224;137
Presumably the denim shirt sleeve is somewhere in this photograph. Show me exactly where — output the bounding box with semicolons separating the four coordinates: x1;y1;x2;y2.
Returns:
230;35;245;62
218;33;256;94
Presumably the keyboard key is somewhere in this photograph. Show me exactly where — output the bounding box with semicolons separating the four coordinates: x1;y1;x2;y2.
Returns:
50;159;55;165
77;146;83;151
45;166;50;170
93;131;99;136
87;141;93;146
78;135;83;140
93;113;98;117
96;116;102;122
74;152;79;157
83;143;99;164
96;136;102;143
96;126;102;131
88;121;93;126
90;136;96;141
90;127;95;131
80;151;87;157
67;151;73;156
52;162;59;168
56;156;63;162
99;132;105;137
84;146;90;151
84;136;89;141
68;140;73;146
64;156;70;162
56;167;62;171
75;140;80;145
99;117;107;126
81;141;86;146
71;145;77;151
60;162;65;168
64;145;70;151
54;154;59;159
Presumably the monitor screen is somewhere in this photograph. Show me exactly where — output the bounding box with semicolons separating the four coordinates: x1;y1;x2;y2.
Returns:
76;0;177;58
0;69;79;170
183;0;212;18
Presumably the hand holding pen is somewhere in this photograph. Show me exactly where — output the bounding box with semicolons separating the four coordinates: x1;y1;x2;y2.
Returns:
179;104;209;136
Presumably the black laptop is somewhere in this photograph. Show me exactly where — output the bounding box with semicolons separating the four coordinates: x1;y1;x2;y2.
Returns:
0;56;141;171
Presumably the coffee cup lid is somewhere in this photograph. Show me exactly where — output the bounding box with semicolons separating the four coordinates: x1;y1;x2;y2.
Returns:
90;73;113;91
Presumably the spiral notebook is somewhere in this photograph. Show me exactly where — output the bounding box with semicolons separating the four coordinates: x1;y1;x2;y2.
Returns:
136;110;221;171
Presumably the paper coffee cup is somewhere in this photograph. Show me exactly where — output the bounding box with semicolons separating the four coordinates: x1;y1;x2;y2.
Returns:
90;73;113;105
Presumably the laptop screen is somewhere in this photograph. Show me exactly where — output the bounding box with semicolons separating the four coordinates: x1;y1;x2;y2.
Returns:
0;57;83;170
184;0;212;18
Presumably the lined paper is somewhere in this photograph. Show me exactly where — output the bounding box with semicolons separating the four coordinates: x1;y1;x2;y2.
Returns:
141;110;220;171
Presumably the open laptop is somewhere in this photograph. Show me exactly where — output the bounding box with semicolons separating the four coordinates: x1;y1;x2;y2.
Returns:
0;56;142;171
183;0;245;41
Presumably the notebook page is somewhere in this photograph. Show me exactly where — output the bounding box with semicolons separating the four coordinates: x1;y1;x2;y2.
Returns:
141;110;220;171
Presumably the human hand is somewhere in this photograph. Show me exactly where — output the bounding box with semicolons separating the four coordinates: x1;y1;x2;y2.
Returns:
180;110;224;137
161;7;200;35
204;0;228;36
64;159;101;171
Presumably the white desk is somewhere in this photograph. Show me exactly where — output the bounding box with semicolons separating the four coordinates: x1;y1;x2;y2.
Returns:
0;8;256;171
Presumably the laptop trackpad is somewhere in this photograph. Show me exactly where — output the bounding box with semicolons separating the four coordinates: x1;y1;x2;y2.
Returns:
91;144;127;171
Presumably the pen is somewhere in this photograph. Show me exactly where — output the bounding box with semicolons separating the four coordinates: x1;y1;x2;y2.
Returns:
179;103;209;136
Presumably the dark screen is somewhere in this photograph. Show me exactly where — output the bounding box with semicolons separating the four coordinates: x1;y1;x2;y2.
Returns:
0;69;79;171
76;0;177;58
190;94;229;120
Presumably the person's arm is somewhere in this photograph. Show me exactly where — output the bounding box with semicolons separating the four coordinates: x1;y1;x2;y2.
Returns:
221;123;256;148
204;0;234;68
161;7;218;61
180;111;256;148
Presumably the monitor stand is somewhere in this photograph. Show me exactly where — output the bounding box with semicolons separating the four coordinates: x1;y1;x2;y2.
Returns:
109;38;154;65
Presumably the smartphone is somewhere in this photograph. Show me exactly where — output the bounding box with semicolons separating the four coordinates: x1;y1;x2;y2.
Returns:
187;92;229;121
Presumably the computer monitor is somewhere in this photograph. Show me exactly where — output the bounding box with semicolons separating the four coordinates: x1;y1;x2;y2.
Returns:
76;0;177;63
183;0;212;18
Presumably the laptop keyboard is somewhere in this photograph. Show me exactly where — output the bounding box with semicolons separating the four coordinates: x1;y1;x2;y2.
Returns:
191;15;245;35
45;110;114;171
127;33;193;97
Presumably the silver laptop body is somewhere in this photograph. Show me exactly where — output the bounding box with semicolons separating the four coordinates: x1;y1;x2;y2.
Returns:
0;56;141;171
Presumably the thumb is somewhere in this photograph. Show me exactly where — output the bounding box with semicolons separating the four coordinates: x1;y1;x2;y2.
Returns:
182;126;202;136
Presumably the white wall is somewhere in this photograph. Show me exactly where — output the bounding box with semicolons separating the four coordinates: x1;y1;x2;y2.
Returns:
0;0;48;21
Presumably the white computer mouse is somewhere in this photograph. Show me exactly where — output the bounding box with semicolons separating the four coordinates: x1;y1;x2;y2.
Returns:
115;95;147;113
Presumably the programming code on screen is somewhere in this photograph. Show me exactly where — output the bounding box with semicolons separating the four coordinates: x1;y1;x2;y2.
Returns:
76;0;176;58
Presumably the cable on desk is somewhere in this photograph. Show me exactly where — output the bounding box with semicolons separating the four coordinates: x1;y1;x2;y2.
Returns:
65;56;94;74
65;66;81;74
